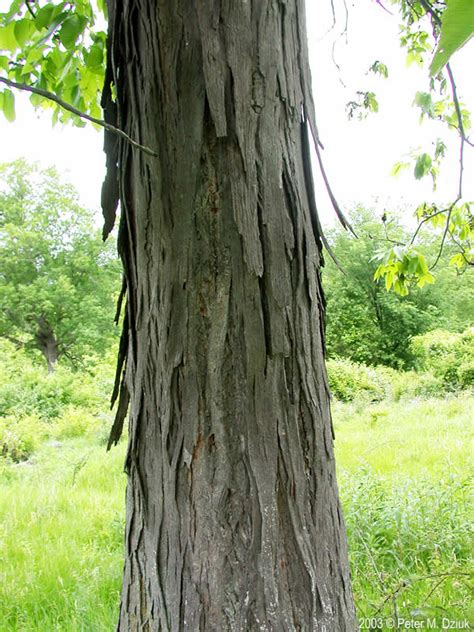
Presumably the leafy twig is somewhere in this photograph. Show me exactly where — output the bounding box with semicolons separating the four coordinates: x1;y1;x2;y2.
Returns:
0;76;158;157
410;208;447;245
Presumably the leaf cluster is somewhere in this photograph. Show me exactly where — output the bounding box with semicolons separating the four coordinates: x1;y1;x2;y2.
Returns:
323;207;474;369
0;0;105;124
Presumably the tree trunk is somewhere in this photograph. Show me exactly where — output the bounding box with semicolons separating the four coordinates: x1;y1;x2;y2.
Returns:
104;1;358;629
35;316;59;373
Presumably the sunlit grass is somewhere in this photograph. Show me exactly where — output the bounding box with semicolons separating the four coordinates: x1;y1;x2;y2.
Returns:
333;394;473;480
0;440;126;631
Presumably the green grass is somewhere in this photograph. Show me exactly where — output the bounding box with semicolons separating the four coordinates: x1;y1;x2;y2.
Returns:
334;395;473;626
0;395;472;630
333;393;473;479
0;440;126;631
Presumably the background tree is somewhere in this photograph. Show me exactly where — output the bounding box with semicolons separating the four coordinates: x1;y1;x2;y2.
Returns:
323;206;474;369
0;159;120;371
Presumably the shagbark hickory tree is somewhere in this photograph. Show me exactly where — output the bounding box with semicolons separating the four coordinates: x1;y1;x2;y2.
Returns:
101;1;358;630
0;0;356;628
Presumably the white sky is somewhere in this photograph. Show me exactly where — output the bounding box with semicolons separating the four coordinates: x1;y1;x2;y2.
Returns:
0;1;473;229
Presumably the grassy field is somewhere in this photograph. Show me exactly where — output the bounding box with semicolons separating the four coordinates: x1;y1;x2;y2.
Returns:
0;395;472;630
333;395;473;626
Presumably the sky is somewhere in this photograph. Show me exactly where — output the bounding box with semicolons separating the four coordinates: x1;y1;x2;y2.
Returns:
0;0;473;230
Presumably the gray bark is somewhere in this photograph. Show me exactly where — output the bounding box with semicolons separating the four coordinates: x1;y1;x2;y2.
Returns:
103;0;358;629
35;316;59;374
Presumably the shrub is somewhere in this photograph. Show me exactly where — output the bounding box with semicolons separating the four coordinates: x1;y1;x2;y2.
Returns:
52;406;100;440
411;328;474;390
327;357;447;403
326;358;392;402
391;370;443;401
0;341;116;460
0;341;113;421
0;414;45;462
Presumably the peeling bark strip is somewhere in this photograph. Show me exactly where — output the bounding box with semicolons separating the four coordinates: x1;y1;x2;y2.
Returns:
103;0;358;629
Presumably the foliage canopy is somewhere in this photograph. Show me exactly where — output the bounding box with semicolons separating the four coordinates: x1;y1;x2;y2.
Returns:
0;160;120;368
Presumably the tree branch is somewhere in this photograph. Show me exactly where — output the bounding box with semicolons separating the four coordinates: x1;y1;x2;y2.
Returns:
25;0;36;19
0;76;158;157
429;204;454;270
417;0;472;148
410;207;447;245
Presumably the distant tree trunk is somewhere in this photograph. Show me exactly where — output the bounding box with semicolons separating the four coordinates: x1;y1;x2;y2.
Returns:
104;0;358;629
35;316;59;373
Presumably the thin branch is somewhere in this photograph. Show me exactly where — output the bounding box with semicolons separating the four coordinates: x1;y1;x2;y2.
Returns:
404;0;472;274
446;64;468;143
410;207;447;245
421;575;450;606
429;125;464;268
429;204;454;270
374;0;394;15
417;0;472;147
25;0;36;18
328;0;350;88
448;229;473;265
0;76;158;157
456;118;465;200
417;0;442;26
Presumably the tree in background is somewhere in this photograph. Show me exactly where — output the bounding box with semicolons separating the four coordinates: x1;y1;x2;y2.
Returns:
0;160;120;372
323;207;474;369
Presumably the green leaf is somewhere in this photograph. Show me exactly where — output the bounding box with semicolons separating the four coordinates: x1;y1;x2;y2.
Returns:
417;272;434;288
368;60;389;78
434;139;447;160
0;23;18;51
0;55;9;71
413;91;435;119
14;19;34;47
450;253;465;269
35;4;56;30
391;161;410;177
85;44;103;69
1;89;15;122
365;92;379;113
418;254;429;275
414;153;432;179
430;0;474;76
59;14;87;50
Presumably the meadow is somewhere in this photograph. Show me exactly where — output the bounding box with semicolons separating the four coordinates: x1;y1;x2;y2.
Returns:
0;372;472;630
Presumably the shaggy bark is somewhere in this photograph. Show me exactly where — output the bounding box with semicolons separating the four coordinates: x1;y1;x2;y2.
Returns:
104;0;358;629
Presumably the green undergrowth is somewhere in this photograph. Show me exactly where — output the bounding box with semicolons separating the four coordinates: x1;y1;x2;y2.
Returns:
333;396;473;625
342;469;473;625
0;439;127;631
0;394;471;629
